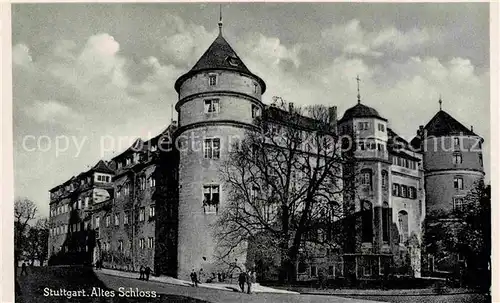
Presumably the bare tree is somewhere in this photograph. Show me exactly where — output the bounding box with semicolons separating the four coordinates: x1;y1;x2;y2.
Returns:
215;98;352;282
14;198;38;269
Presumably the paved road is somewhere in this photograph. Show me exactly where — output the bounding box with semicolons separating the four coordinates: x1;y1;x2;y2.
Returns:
96;271;384;303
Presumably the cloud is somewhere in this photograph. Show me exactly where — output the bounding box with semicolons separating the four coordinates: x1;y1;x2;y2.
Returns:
24;100;84;128
321;19;432;57
12;43;32;67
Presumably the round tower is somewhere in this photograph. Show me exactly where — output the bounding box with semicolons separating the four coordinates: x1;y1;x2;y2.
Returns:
174;22;266;278
418;105;484;214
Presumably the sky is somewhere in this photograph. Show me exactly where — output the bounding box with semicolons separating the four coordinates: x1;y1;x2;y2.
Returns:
12;3;490;218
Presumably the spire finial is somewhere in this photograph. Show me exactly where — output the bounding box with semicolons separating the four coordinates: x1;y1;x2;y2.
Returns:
439;95;443;111
356;75;361;104
218;4;223;35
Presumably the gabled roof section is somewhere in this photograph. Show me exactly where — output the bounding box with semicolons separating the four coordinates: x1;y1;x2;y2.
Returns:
424;110;476;137
264;105;333;132
91;160;115;174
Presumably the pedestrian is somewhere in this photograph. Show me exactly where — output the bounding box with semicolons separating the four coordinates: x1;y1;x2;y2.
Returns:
145;266;151;281
198;268;204;284
139;266;145;280
190;269;198;287
238;271;247;293
20;262;28;276
317;268;325;289
246;270;256;294
217;272;221;282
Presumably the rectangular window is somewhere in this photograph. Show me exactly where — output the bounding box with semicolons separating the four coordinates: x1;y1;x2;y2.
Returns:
118;240;123;252
148;237;154;248
392;183;400;196
77;199;82;209
149;205;155;218
208;74;217;86
84;197;89;208
252;104;261;118
453;153;463;164
124;211;129;225
105;215;110;227
453;197;465;211
203;185;220;214
204;99;220;113
148;177;156;188
310;265;317;277
401;185;407;198
114;214;119;226
254;83;258;93
378;123;385;132
203;138;221;159
95;216;100;228
358;122;370;130
358;141;365;151
139;207;145;221
454;137;460;146
139;238;145;249
454;177;464;190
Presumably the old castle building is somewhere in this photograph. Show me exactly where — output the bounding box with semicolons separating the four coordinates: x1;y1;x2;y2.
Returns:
47;18;484;281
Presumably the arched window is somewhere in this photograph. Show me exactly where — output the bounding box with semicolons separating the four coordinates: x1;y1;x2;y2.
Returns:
382;202;390;242
361;169;372;190
398;210;409;243
361;201;373;243
381;170;388;189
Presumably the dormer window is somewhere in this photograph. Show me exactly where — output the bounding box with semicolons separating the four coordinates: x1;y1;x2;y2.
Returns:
254;82;258;93
208;74;217;86
126;158;131;165
226;56;239;67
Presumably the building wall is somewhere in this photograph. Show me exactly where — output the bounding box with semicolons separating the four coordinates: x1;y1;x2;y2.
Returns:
176;67;264;279
422;135;484;214
177;125;247;279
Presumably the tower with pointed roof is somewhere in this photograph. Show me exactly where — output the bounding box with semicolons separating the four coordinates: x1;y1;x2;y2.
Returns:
411;102;484;215
174;15;266;277
411;101;484;271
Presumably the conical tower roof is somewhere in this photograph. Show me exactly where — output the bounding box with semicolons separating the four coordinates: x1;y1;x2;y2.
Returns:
175;32;266;93
424;110;477;137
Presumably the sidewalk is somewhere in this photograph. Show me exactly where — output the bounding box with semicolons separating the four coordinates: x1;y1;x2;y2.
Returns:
281;286;480;296
97;268;299;294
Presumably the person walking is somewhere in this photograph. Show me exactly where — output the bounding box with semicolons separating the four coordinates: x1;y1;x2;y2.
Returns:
139;266;145;280
190;269;198;287
238;271;247;293
145;266;151;281
247;270;256;294
20;262;28;276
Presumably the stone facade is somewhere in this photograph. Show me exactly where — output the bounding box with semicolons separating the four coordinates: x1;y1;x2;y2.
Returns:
47;25;484;283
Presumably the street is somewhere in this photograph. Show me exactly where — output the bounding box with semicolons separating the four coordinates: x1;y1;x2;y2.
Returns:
15;266;489;303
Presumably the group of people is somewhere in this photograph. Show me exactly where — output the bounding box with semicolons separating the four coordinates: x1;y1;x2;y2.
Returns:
139;266;152;281
238;270;257;294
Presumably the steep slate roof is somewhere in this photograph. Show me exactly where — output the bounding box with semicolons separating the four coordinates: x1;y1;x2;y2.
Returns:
174;33;266;93
423;110;477;137
191;34;251;74
339;103;386;122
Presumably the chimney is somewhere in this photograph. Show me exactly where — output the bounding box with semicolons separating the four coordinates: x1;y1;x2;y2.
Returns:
328;106;338;133
471;125;474;132
288;102;294;113
418;125;424;137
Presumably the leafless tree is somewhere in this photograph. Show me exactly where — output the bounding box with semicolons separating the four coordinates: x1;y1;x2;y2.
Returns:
14;198;38;269
215;98;354;282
